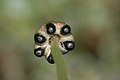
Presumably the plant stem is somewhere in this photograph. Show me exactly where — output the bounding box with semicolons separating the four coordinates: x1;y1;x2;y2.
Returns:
51;36;69;80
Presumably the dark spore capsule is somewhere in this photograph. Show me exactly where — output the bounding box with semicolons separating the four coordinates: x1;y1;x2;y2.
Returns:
63;41;75;51
46;23;56;34
34;33;46;43
60;25;71;35
47;54;55;64
34;47;44;57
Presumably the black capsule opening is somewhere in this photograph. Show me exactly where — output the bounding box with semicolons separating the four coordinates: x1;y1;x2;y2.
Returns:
59;42;68;54
46;23;56;34
60;25;71;35
63;41;75;51
34;33;46;43
47;54;55;64
34;47;44;57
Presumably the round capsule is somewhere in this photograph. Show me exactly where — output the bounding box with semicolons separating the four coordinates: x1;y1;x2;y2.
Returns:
46;23;56;34
47;54;54;64
34;33;46;43
63;41;75;51
34;47;44;57
60;25;71;35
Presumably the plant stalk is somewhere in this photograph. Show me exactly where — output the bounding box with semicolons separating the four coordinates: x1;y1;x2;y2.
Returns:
51;36;69;80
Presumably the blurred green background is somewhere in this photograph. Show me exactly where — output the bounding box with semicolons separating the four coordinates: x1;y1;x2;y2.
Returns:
0;0;120;80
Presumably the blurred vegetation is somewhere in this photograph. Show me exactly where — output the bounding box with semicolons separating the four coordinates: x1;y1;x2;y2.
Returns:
0;0;120;80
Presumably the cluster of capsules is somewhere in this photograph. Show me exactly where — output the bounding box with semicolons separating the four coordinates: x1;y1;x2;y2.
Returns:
34;21;75;64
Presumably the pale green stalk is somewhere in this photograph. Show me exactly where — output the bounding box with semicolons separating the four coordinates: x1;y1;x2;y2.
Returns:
51;36;69;80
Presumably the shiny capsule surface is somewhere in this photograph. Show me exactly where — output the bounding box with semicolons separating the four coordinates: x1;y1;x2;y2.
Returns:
46;23;56;34
34;47;44;57
60;25;71;35
34;33;46;43
63;41;75;51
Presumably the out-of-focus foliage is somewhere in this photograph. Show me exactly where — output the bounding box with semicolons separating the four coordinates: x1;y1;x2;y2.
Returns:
0;0;120;80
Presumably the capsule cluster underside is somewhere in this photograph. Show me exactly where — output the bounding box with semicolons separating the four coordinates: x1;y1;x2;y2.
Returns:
34;21;75;64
